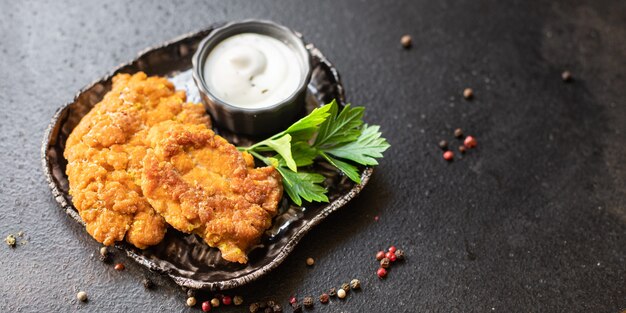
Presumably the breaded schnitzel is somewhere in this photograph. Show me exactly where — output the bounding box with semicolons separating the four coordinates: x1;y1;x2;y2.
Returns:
141;121;283;263
64;72;210;248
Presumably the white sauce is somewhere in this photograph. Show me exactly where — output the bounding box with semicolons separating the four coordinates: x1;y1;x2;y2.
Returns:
204;33;302;109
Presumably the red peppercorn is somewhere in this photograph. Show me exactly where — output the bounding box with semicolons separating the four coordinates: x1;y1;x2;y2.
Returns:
376;251;385;261
289;296;297;305
464;136;477;148
443;150;454;161
114;263;125;271
222;295;232;305
202;301;211;312
385;251;395;259
377;267;387;278
389;253;397;262
388;246;397;253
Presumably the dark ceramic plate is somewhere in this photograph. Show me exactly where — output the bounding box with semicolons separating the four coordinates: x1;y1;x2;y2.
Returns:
41;25;373;291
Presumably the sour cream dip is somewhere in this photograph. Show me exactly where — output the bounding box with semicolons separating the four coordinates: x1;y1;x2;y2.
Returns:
203;33;303;109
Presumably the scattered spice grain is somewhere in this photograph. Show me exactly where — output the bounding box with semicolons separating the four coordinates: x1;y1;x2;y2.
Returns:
233;295;244;306
463;88;473;99
114;263;125;271
273;304;283;312
454;128;464;138
306;257;315;266
99;247;108;257
380;257;390;268
5;234;16;247
329;288;337;297
350;279;361;290
249;302;260;313
443;151;454;161
187;289;196;297
76;291;88;302
202;301;211;312
341;283;350;292
458;145;466;154
388;246;397;253
377;267;388;278
186;297;197;307
289;296;297;305
223;295;232;305
303;296;313;307
395;249;405;260
376;251;385;261
562;70;572;82
292;303;303;312
464;136;477;149
438;140;448;150
319;293;329;304
211;298;220;307
337;289;347;299
400;35;412;48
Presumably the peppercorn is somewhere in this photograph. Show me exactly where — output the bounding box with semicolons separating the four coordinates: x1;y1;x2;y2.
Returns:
201;301;211;312
306;257;315;266
273;304;283;312
388;246;397;253
211;298;220;307
376;251;385;261
464;136;477;149
186;297;197;307
5;234;16;247
266;300;276;308
562;70;572;82
289;296;297;305
99;246;109;257
463;88;473;99
337;289;347;299
458;145;466;154
329;288;337;297
234;295;244;306
395;249;405;260
223;295;232;305
438;140;448;150
454;128;464;138
377;267;388;278
400;35;412;48
443;151;454;161
303;296;313;307
380;257;390;268
187;289;196;297
249;302;260;313
76;291;88;302
98;254;112;264
292;303;303;312
341;283;350;292
142;278;154;289
319;293;329;304
389;253;397;262
350;279;361;290
114;263;125;271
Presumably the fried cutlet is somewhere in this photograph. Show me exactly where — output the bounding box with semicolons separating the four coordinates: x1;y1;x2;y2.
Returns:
141;121;283;263
64;72;210;248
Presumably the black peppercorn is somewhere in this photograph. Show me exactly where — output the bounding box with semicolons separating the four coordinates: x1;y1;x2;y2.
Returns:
380;257;390;268
303;296;313;308
454;128;463;138
395;249;405;260
341;283;350;292
186;289;196;297
561;70;572;82
142;278;154;289
329;288;337;297
249;302;260;313
266;300;276;307
458;146;466;154
438;140;448;150
99;254;112;264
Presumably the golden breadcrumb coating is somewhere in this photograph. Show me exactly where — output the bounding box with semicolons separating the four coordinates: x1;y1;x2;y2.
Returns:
141;121;283;263
64;72;210;248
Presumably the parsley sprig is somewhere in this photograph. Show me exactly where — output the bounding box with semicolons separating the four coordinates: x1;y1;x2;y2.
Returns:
238;100;390;205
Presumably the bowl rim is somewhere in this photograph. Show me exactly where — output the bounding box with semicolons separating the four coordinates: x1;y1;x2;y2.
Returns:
192;19;313;113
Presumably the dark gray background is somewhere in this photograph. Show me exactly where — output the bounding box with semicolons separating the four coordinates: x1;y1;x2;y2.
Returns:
1;0;625;312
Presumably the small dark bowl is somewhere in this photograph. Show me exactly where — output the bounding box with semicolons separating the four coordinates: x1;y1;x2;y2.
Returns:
192;20;312;136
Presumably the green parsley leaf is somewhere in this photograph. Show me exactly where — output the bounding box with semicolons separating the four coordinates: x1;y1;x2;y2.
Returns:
320;152;362;183
324;124;390;166
259;134;296;171
314;100;364;147
275;166;328;206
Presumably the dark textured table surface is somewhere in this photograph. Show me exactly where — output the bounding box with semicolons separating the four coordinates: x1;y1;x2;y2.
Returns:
1;1;625;312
